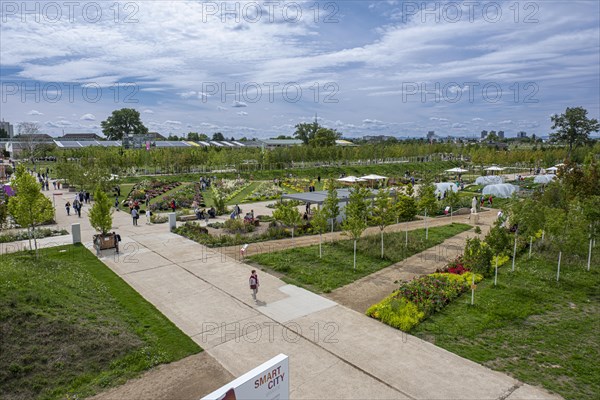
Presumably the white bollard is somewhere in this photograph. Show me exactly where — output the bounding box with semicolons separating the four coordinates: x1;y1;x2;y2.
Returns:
512;232;518;272
168;212;177;230
494;257;498;286
588;239;592;271
71;223;81;244
529;236;533;258
556;251;562;282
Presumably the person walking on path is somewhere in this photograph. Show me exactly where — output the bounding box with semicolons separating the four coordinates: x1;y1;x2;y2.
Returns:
114;196;120;211
145;209;152;224
65;201;71;216
249;270;259;301
131;208;139;226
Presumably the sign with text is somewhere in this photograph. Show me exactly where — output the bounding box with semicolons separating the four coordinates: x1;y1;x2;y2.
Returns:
202;354;289;400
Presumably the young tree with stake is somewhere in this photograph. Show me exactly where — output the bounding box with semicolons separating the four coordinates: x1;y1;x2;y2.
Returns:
370;189;395;258
342;188;369;270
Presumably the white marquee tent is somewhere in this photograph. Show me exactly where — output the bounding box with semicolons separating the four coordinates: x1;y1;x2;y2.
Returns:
475;176;503;185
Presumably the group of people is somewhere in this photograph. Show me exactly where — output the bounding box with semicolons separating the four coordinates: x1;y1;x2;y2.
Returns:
64;191;90;217
194;206;217;221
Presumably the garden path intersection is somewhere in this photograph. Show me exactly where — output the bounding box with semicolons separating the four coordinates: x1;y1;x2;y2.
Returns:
5;186;562;399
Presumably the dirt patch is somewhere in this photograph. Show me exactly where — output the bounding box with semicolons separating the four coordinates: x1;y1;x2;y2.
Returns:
89;352;234;400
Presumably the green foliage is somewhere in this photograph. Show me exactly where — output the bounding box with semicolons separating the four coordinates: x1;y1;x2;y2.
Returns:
272;201;302;235
101;108;149;140
418;183;438;215
293;120;320;145
322;182;340;230
7;165;54;257
249;224;471;292
310;127;341;147
550;106;599;157
310;207;328;235
0;228;68;244
367;272;482;331
484;220;511;255
341;187;369;241
366;297;424;331
507;198;546;240
0;202;7;229
211;187;227;215
412;255;600;400
0;245;200;400
463;237;493;276
370;189;395;230
395;194;417;222
88;187;113;235
223;218;254;234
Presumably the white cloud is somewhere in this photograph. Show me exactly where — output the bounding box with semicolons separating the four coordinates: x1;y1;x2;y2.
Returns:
28;110;43;115
233;101;248;108
80;113;96;121
472;118;484;122
237;111;248;116
165;120;182;125
217;106;228;111
143;109;154;114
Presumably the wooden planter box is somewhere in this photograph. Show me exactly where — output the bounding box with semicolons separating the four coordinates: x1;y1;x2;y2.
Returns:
94;233;117;250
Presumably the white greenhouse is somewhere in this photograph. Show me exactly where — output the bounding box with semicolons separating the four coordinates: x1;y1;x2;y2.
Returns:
475;176;503;185
533;174;556;184
434;182;459;197
482;184;518;198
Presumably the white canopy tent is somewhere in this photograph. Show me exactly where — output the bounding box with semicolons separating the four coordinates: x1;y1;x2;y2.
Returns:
482;183;518;198
434;182;459;197
475;176;503;185
337;176;367;183
360;174;387;180
445;167;469;173
485;166;505;171
534;174;556;184
546;167;558;172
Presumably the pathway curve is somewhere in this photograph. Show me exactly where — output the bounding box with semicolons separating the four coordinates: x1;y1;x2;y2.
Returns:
15;186;560;400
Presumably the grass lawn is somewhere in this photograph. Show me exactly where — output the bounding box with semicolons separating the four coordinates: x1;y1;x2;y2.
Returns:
411;254;600;400
248;223;472;293
0;245;201;400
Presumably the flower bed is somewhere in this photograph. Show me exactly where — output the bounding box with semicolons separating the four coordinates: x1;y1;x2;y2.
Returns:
282;178;314;193
366;271;482;331
127;180;181;202
243;182;285;202
150;183;204;211
214;179;248;201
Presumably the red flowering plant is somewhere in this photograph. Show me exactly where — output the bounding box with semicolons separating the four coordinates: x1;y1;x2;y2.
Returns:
397;275;467;316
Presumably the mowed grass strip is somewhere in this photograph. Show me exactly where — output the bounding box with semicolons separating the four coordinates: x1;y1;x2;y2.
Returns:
0;245;201;400
411;254;600;400
249;223;471;293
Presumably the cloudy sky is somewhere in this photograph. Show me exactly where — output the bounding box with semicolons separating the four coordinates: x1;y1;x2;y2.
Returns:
1;0;599;139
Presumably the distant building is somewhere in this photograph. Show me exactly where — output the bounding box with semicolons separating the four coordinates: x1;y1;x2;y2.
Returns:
517;131;528;139
363;135;395;142
498;131;505;139
0;120;14;138
480;131;488;139
60;133;103;141
17;133;53;141
426;131;436;142
147;132;167;141
259;139;303;149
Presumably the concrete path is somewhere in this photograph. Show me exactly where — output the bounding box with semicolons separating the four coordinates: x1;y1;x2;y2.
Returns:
21;186;560;400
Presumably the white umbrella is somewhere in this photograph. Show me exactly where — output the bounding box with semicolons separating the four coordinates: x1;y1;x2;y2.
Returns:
337;176;367;183
445;167;468;173
360;174;387;180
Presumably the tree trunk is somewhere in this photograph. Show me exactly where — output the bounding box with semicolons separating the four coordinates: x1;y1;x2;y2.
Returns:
331;219;334;233
319;233;322;258
381;229;384;258
27;226;33;252
353;240;357;271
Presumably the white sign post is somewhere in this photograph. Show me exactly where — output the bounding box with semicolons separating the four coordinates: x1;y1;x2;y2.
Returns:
203;354;289;400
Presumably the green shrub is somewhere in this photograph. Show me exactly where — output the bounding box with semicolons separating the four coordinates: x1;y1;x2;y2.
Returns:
367;296;424;331
463;237;493;276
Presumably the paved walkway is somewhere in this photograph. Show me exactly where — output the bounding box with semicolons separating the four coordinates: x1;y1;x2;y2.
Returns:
10;186;561;400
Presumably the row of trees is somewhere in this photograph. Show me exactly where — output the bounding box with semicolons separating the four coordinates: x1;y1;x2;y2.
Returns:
272;182;421;269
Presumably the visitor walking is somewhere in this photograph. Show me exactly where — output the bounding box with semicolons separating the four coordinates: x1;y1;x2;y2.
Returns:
170;200;176;212
65;201;71;216
249;270;259;301
131;208;139;226
146;209;151;224
115;196;120;210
